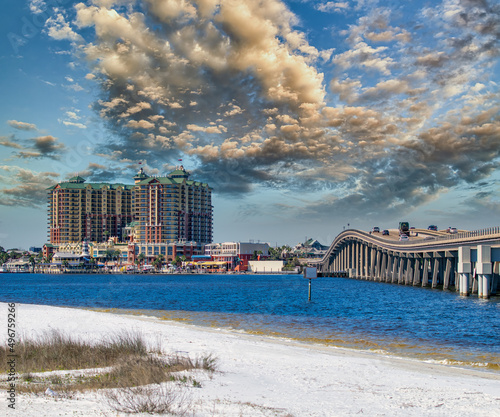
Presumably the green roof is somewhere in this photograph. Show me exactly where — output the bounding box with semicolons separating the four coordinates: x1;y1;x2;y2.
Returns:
47;181;134;191
135;177;176;185
134;176;210;188
168;169;189;178
47;167;210;190
68;175;86;183
133;168;149;181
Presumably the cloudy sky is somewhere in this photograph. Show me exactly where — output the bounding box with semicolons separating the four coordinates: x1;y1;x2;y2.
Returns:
1;0;499;249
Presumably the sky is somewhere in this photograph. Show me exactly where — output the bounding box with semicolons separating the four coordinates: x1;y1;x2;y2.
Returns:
0;0;499;250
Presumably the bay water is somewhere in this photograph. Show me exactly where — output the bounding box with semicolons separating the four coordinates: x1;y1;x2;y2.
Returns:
1;273;498;370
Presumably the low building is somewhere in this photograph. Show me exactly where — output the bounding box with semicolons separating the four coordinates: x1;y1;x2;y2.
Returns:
42;243;58;260
3;257;31;272
248;260;285;273
128;241;205;265
52;252;87;265
293;238;329;258
205;242;270;271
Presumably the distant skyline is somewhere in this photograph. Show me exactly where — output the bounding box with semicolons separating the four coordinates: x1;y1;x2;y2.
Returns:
1;0;499;250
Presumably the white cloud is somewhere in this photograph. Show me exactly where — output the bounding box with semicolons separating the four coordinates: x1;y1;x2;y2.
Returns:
29;0;46;14
7;120;37;131
186;124;221;134
45;13;84;42
62;121;87;129
317;2;350;14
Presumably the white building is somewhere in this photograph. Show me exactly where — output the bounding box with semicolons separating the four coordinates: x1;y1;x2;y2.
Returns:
248;260;286;273
205;241;270;270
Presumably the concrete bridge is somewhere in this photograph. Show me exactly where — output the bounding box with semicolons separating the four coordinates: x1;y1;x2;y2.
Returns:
313;227;500;298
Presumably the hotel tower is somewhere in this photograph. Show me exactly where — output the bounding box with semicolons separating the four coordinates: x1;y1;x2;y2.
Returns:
47;166;212;245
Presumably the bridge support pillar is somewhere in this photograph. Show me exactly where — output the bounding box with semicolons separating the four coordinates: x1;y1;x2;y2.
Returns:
478;275;491;299
370;248;376;280
413;257;421;286
422;258;429;287
398;258;404;284
458;247;471;296
492;262;499;296
431;258;440;288
459;274;470;296
391;256;398;283
386;254;393;282
374;250;381;281
379;252;386;282
364;244;369;279
478;274;484;298
356;242;362;278
477;245;492;299
443;258;452;290
404;258;411;285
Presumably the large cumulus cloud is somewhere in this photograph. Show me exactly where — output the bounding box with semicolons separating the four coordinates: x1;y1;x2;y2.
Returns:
44;0;500;219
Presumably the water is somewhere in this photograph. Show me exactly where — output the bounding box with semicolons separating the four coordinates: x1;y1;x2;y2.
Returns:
1;273;499;370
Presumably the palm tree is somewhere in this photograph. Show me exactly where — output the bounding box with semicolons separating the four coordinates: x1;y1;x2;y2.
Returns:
62;259;69;271
137;253;146;267
28;255;36;273
152;254;165;271
114;250;122;265
89;257;97;270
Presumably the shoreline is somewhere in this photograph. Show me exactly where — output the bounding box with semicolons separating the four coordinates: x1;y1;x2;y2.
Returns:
110;307;500;379
88;306;500;374
1;302;499;416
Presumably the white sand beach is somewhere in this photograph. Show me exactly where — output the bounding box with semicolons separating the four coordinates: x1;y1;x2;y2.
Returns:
1;302;499;416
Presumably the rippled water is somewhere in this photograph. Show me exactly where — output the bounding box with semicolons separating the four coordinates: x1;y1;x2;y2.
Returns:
1;273;499;369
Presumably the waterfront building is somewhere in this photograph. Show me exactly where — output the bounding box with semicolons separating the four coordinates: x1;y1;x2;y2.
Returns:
293;238;329;258
128;241;205;265
248;260;286;273
205;242;270;271
133;166;213;244
42;243;57;260
52;252;87;266
122;221;140;242
47;176;133;244
47;166;212;246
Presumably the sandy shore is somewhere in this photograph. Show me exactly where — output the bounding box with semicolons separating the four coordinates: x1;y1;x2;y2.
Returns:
1;303;499;416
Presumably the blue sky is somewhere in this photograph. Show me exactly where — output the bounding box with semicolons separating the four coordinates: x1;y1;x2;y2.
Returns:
1;0;499;250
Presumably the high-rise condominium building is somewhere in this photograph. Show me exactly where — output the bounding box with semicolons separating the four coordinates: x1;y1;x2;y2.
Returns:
47;176;133;244
47;166;213;245
133;166;213;244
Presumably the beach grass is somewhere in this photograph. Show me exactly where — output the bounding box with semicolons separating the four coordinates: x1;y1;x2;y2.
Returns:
0;329;150;374
0;330;217;397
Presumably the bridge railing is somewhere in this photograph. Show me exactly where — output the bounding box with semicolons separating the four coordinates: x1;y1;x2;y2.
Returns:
395;226;500;245
316;226;500;268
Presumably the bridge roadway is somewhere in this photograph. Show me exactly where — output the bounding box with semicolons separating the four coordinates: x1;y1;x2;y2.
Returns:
311;227;500;298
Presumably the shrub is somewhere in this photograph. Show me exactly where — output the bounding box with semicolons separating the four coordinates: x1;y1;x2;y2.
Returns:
104;384;191;415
